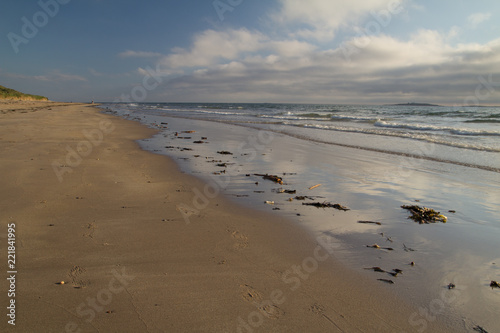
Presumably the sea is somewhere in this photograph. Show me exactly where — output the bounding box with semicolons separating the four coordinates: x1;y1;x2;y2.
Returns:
101;102;500;331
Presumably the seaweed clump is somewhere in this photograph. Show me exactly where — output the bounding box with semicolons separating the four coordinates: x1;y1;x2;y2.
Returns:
302;202;350;211
254;174;284;185
401;205;447;224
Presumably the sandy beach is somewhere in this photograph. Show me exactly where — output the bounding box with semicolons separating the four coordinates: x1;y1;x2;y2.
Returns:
1;101;462;332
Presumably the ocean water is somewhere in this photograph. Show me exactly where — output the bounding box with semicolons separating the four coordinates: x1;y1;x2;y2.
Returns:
101;102;500;330
105;103;500;171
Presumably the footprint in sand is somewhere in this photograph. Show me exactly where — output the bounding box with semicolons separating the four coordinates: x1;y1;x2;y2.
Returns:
240;284;263;302
68;265;89;288
176;204;199;219
260;304;285;319
240;284;285;319
83;222;97;238
310;303;325;314
229;230;248;249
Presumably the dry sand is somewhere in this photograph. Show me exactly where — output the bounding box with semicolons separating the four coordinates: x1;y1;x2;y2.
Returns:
0;101;459;332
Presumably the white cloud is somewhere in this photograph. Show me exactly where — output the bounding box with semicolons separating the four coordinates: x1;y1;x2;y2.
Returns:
118;50;162;58
271;0;404;41
145;0;499;104
159;29;266;69
89;68;104;77
152;28;500;104
467;12;491;28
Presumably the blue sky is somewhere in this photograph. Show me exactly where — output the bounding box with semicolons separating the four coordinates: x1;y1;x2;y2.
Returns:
1;0;499;104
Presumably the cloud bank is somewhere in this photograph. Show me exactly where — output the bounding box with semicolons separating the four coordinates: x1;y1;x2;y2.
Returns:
139;0;500;104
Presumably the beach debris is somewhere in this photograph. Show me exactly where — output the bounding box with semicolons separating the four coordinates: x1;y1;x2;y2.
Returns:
358;220;382;226
201;137;208;140
490;281;500;289
401;205;447;224
473;325;489;333
216;163;234;167
182;130;195;133
265;201;275;205
294;196;309;200
180;148;192;151
165;146;176;149
448;210;456;213
254;174;284;185
366;244;394;251
403;243;416;252
364;267;401;280
447;283;456;289
308;184;322;190
288;198;294;202
410;261;415;266
193;140;205;144
377;279;394;284
273;188;296;194
364;266;385;273
217;151;233;155
56;281;65;285
161;122;168;125
273;207;281;211
302;202;350;211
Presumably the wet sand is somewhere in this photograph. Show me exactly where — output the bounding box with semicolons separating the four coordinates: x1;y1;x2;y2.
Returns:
0;101;460;332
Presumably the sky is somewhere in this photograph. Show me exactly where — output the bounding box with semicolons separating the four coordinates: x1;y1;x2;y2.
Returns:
1;0;499;105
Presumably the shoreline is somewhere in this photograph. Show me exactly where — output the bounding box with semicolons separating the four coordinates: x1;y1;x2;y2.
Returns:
1;102;461;332
132;112;499;331
153;113;500;172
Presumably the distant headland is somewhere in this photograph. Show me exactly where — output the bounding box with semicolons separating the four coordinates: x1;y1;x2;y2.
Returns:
0;85;48;101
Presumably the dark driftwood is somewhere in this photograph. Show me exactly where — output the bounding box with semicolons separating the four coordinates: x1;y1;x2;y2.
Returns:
358;220;382;225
